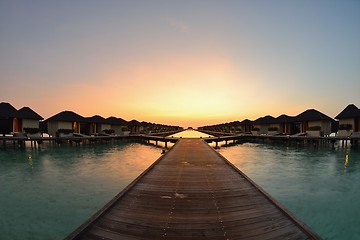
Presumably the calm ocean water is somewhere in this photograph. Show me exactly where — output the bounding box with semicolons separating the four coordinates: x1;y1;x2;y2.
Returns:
1;132;359;239
0;142;162;240
219;142;360;240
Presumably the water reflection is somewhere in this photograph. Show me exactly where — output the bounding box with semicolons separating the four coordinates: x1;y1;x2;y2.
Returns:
219;143;360;240
0;142;162;239
27;154;33;171
168;129;214;138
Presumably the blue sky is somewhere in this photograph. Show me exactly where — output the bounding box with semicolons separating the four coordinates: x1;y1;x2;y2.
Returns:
1;1;359;127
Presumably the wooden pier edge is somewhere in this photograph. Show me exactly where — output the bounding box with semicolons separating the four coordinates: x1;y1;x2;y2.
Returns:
65;138;322;240
64;139;180;240
206;140;322;239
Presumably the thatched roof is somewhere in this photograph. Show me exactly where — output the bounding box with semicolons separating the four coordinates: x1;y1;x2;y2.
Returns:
254;115;275;124
0;102;17;119
106;117;128;125
17;107;43;120
294;109;333;122
128;120;140;126
240;119;253;124
274;114;295;123
335;104;360;119
46;111;86;122
228;121;241;126
87;115;107;124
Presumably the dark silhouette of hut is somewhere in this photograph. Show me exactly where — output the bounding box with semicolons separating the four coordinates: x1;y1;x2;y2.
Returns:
293;109;334;136
45;111;86;137
335;104;360;136
0;102;18;134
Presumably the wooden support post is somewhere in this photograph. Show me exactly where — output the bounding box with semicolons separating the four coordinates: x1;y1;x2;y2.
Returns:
165;141;168;148
3;136;6;149
331;140;335;150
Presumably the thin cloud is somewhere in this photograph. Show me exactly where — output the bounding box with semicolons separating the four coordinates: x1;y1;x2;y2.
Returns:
170;20;189;33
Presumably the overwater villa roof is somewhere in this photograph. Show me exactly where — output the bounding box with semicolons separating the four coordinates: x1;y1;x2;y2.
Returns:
335;104;360;119
141;121;152;127
0;102;18;119
87;115;107;124
274;114;295;123
294;109;333;122
255;115;275;124
240;119;253;124
128;120;141;126
228;121;241;126
117;118;128;125
106;117;117;124
46;111;86;122
17;107;43;120
106;117;128;125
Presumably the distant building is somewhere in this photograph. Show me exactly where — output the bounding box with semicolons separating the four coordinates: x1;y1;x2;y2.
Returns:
107;117;129;135
86;115;111;135
0;102;18;134
45;111;86;137
271;115;296;135
16;107;43;133
0;102;43;134
240;119;253;133
335;104;360;136
294;109;334;136
252;115;276;135
128;120;141;134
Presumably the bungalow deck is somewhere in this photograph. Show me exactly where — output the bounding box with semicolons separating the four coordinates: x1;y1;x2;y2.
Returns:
66;138;320;239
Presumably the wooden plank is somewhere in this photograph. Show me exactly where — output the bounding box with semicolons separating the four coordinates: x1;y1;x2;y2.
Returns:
66;138;321;239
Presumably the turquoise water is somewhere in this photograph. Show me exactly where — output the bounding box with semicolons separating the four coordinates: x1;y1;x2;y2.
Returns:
0;142;161;240
1;132;360;239
219;143;360;240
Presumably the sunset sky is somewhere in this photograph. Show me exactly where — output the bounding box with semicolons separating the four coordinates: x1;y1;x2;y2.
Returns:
1;1;359;127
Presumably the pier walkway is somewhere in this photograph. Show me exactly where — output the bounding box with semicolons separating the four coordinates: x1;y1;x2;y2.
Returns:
66;139;320;239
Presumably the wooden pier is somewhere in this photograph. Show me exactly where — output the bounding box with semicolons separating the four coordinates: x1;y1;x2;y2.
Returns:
199;131;360;149
66;138;320;239
0;133;179;150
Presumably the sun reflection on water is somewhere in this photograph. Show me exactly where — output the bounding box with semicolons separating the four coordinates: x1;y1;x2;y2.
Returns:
168;129;214;138
344;152;349;172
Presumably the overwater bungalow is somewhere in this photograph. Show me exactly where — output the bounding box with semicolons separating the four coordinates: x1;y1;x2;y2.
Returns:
271;114;296;135
252;115;276;135
228;121;241;133
294;109;334;137
335;104;360;137
128;120;141;134
107;117;129;135
139;121;152;134
45;111;86;137
240;119;253;133
85;115;111;135
16;107;43;135
0;102;18;134
0;102;43;136
158;124;181;133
